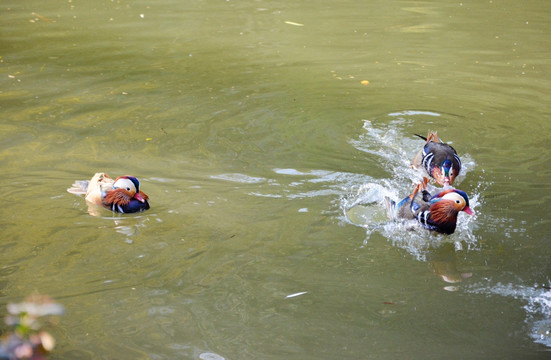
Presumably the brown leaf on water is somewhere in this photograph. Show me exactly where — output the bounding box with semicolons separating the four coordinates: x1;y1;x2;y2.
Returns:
31;12;55;23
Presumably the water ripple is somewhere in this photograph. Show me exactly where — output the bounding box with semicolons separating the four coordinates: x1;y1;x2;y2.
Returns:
211;173;267;184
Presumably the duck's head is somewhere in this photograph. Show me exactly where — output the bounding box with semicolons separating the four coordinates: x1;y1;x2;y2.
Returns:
113;176;147;203
433;189;473;215
439;159;456;186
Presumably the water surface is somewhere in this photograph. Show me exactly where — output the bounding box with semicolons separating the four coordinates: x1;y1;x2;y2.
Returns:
1;0;551;359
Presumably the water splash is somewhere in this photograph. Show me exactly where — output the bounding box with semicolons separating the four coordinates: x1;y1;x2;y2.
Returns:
342;116;481;260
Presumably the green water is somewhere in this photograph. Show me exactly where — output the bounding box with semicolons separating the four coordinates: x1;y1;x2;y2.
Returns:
2;0;551;359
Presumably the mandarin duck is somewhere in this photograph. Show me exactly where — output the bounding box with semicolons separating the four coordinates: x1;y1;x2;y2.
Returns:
67;172;150;213
412;131;461;187
384;180;473;234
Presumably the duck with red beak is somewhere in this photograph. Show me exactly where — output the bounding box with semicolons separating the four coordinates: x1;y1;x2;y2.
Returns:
68;173;150;214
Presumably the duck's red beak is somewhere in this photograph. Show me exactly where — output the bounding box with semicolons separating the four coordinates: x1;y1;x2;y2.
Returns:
133;192;146;203
463;206;473;215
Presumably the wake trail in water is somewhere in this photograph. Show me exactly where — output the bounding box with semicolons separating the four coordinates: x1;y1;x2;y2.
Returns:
214;112;483;260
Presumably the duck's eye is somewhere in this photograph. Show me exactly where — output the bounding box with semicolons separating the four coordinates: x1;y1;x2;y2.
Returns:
126;187;131;191
456;200;461;204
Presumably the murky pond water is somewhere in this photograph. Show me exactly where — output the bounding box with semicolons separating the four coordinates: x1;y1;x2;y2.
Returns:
2;0;551;359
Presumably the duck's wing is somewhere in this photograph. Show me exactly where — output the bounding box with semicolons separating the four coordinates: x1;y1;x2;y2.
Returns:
84;173;115;205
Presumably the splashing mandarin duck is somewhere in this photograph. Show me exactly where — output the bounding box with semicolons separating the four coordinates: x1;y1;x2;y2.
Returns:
384;180;473;234
67;173;150;214
412;131;461;187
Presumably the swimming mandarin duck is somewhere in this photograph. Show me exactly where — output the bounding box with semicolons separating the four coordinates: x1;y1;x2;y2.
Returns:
67;173;150;213
384;180;473;234
412;131;461;187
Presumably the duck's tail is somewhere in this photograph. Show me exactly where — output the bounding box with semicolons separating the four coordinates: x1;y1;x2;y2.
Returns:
383;197;396;220
415;130;442;143
67;180;89;195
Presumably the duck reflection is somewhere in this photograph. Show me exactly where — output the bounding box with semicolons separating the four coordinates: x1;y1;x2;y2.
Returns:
427;242;472;284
